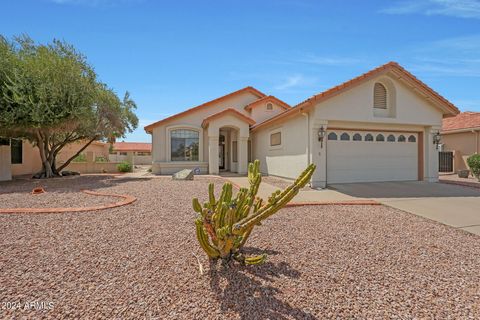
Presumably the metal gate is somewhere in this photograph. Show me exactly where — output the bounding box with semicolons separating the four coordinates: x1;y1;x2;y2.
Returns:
439;151;453;172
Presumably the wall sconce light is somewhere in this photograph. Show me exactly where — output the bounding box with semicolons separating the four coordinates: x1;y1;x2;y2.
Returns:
433;131;441;149
318;126;325;148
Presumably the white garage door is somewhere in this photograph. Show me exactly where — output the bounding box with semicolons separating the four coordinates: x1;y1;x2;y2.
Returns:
326;131;418;184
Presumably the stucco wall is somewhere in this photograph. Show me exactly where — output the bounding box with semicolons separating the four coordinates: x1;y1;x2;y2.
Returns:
313;75;443;127
442;131;480;171
10;140;111;177
252;114;308;179
249;101;286;124
0;145;12;181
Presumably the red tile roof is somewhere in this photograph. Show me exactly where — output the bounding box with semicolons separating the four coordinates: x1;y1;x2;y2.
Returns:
244;95;291;111
201;108;256;128
113;142;152;152
144;86;265;133
442;112;480;132
252;62;460;132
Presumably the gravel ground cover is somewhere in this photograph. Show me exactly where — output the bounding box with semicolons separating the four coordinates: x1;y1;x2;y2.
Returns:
1;175;480;319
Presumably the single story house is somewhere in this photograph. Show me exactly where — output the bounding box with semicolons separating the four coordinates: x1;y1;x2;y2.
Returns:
441;112;480;173
109;142;152;165
144;62;459;188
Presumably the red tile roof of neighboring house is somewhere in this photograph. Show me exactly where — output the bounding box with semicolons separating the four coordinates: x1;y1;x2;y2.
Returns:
201;108;256;128
144;86;266;133
244;95;291;111
442;112;480;132
252;61;460;132
113;142;152;152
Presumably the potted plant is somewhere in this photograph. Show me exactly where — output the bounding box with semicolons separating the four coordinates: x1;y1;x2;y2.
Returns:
458;169;470;178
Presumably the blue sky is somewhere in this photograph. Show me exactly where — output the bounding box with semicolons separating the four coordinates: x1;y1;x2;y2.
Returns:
1;0;480;142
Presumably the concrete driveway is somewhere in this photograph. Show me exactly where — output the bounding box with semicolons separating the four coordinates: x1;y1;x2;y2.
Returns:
330;181;480;236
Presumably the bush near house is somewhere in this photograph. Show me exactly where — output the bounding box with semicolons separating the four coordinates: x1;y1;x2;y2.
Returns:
467;154;480;181
117;162;132;173
95;156;108;163
73;153;87;162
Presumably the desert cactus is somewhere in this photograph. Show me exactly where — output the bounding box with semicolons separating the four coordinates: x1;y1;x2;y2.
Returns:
193;160;316;265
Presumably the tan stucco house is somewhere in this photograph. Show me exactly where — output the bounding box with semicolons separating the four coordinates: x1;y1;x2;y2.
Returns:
441;112;480;172
0;139;110;181
109;142;152;165
145;62;459;188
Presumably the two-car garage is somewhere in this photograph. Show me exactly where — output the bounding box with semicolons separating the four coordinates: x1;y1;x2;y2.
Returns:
326;130;420;184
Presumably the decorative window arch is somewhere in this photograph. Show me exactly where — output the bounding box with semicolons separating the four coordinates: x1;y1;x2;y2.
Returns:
408;135;416;142
328;132;337;140
398;135;406;142
376;134;385;142
353;133;362;141
340;133;350;141
387;134;396;142
374;83;387;109
266;102;273;110
365;133;374;141
166;125;203;162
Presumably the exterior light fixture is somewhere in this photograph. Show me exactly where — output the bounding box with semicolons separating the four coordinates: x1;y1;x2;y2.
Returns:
433;131;441;149
318;126;325;148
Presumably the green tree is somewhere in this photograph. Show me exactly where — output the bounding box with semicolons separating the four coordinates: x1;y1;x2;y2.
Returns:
0;35;138;178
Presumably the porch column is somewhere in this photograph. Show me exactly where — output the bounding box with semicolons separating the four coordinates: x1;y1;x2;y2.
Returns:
208;135;219;175
0;144;12;181
310;120;328;189
237;136;248;174
424;126;440;182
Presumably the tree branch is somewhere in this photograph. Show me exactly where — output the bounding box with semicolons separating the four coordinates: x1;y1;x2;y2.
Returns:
57;136;98;172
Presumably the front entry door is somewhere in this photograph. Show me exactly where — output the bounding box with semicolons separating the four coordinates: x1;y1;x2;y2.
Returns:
219;144;225;170
219;135;225;170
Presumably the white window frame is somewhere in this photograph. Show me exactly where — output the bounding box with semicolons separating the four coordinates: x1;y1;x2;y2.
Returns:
266;102;274;111
268;128;283;150
166;124;203;162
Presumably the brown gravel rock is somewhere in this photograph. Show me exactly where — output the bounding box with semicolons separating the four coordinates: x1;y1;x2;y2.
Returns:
0;175;479;319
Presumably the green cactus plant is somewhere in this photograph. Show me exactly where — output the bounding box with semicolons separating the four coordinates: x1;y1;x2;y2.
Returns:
193;160;316;265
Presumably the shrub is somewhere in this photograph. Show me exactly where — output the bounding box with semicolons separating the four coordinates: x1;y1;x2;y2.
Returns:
95;156;109;163
467;154;480;180
72;153;86;162
117;162;132;172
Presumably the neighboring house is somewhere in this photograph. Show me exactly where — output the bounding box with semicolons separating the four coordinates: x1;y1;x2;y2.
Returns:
109;142;152;165
144;61;457;187
0;139;110;181
441;112;480;173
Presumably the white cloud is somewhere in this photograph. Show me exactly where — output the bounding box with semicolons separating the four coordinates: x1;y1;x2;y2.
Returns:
404;34;480;77
381;0;480;19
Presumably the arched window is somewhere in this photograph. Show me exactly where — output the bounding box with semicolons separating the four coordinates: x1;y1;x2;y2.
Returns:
353;133;362;141
365;133;374;141
387;134;396;142
266;102;273;110
328;132;337;140
398;135;406;142
340;133;350;141
170;129;199;161
374;83;387;109
408;135;416;142
376;134;385;142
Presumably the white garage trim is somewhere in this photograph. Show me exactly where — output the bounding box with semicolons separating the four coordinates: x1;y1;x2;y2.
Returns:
326;129;422;184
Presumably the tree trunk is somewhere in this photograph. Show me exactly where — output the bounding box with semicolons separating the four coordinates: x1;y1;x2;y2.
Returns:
32;131;97;179
34;131;56;178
